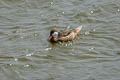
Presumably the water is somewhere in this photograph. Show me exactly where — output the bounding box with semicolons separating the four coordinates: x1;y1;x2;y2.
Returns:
0;0;120;80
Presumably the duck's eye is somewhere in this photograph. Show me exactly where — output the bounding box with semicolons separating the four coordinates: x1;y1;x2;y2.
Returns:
53;32;58;38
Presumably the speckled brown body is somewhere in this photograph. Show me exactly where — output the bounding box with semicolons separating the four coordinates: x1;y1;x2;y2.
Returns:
49;26;82;42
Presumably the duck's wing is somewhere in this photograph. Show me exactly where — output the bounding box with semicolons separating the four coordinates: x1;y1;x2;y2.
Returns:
62;26;82;37
58;29;72;37
57;26;82;42
57;32;75;42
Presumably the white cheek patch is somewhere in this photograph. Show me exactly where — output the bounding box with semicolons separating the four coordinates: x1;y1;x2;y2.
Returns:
53;32;58;38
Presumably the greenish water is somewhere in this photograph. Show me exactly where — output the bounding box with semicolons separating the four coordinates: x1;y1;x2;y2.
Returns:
0;0;120;80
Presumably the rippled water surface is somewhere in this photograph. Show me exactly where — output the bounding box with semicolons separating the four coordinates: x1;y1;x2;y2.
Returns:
0;0;120;80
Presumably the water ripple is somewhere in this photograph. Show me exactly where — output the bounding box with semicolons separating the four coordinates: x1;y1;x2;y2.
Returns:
0;0;120;80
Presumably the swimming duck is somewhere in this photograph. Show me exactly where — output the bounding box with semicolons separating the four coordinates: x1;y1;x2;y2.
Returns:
48;26;82;42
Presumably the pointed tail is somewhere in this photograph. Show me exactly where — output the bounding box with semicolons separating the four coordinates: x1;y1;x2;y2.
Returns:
74;26;82;34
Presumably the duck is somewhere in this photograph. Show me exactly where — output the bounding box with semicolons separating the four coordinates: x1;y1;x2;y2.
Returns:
48;26;82;42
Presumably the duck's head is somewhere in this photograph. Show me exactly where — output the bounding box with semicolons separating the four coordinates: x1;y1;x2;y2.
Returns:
48;28;59;42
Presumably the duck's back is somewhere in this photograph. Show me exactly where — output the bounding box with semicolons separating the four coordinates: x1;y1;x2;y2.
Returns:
58;29;72;37
57;26;82;42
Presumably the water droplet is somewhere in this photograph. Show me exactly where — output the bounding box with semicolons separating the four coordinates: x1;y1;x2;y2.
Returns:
62;12;65;14
7;33;10;35
24;64;30;67
45;47;52;51
16;30;19;33
26;53;33;57
41;15;44;17
118;9;120;12
20;36;24;39
9;64;12;66
70;53;74;55
65;44;68;46
85;32;90;35
89;47;94;51
90;10;94;14
14;58;18;61
93;29;96;32
13;30;19;33
68;43;72;46
80;25;83;28
51;2;53;5
34;33;38;37
56;14;59;17
67;26;70;29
